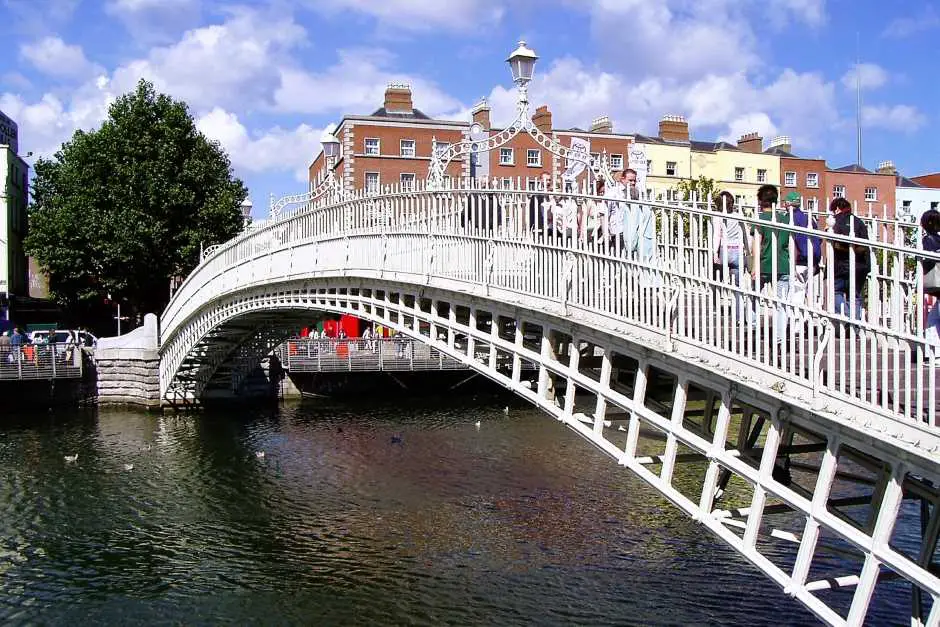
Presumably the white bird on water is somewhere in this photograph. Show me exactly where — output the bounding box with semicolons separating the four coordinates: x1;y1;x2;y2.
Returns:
255;451;265;459
503;406;509;416
475;420;481;430
123;463;134;471
64;454;78;463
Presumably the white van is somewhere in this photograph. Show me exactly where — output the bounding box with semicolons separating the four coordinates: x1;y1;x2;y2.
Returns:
29;329;98;348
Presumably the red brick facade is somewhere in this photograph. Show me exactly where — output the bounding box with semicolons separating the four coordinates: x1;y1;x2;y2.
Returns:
778;156;827;212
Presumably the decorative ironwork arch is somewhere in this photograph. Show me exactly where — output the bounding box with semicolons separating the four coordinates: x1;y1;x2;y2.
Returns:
428;101;617;190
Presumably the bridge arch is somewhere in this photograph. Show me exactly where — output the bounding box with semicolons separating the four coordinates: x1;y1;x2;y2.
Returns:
159;184;940;625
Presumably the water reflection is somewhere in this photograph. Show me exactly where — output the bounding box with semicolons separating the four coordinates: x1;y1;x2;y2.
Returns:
0;400;914;625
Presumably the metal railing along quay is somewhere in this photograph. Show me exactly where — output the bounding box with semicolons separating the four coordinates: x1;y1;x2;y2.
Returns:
0;345;84;381
282;337;469;373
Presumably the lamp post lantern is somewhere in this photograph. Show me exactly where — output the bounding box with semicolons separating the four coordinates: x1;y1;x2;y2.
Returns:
320;130;341;170
507;39;538;108
240;198;253;229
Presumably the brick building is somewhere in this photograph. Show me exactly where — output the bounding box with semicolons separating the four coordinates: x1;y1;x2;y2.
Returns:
827;164;896;220
912;172;940;188
764;136;827;213
309;84;469;194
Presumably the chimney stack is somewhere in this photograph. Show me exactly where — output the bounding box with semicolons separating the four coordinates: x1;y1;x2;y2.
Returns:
737;132;763;154
768;135;792;154
384;82;413;114
532;105;553;134
471;98;491;130
590;115;612;134
658;115;689;142
876;160;897;175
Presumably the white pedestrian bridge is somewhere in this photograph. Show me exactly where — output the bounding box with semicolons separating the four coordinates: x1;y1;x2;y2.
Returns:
160;181;939;626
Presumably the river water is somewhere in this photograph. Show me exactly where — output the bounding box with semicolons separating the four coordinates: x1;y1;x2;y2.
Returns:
0;398;918;625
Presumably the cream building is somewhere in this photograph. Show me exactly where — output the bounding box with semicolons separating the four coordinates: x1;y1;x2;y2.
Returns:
633;116;781;209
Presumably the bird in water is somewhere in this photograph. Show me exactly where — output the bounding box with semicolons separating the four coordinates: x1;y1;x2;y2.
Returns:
503;406;509;416
255;451;266;459
475;420;481;430
123;463;134;471
64;454;78;463
391;434;403;445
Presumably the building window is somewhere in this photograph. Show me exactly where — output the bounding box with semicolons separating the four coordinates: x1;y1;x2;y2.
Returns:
610;154;623;169
757;169;767;183
365;172;380;193
501;177;512;189
864;186;878;202
442;175;452;187
434;141;450;157
400;139;416;157
400;173;415;191
735;167;744;182
833;185;845;198
807;198;818;211
527;179;538;191
526;149;542;167
734;194;744;206
806;172;818;188
666;161;677;176
784;171;797;187
499;148;514;165
364;138;380;156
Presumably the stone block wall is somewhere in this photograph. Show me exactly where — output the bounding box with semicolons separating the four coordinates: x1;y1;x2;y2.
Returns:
94;313;162;409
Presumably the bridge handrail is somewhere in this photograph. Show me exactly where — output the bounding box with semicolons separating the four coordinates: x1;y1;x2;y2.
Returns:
162;179;940;428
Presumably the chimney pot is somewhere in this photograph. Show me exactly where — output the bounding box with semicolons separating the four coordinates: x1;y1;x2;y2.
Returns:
737;132;764;153
532;104;553;134
472;98;491;130
658;114;689;142
384;82;413;114
876;160;897;175
590;115;612;134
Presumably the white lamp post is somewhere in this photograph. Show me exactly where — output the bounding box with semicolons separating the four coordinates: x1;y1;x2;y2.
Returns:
506;39;538;109
320;130;341;171
240;198;253;229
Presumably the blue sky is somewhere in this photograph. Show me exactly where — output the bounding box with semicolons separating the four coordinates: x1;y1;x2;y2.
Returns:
0;0;936;218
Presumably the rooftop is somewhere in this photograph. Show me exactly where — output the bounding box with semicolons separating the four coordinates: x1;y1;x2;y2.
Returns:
831;163;873;174
896;174;924;188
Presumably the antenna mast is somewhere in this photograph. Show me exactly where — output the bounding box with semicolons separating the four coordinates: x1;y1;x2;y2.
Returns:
855;32;862;166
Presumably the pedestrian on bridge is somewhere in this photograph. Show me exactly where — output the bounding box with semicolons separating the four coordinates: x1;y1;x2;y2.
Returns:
921;209;940;356
752;184;792;351
828;197;871;321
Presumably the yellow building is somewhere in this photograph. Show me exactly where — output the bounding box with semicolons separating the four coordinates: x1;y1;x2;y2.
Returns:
632;116;781;210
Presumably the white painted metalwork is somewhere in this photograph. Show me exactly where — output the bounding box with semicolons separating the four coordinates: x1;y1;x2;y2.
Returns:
0;344;83;380
160;179;940;626
283;337;469;373
427;41;615;189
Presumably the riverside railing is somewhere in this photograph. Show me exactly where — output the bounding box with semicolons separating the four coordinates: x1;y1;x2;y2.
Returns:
0;344;84;380
281;337;469;373
162;177;940;426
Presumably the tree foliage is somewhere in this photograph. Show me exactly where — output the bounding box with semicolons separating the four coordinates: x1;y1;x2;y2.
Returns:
26;79;246;322
673;176;723;205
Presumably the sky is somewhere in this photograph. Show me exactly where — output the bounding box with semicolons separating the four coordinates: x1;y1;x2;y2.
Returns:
0;0;937;219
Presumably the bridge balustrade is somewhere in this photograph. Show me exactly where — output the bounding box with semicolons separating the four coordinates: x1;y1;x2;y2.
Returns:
163;179;940;428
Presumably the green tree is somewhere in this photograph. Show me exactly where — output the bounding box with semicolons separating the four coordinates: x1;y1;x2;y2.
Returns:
26;80;246;325
673;176;722;207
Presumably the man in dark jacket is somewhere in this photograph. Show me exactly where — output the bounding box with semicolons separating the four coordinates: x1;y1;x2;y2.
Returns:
829;197;870;320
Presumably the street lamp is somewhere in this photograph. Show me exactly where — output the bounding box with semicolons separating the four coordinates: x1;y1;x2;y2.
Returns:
240;197;253;228
320;130;341;170
507;40;538;109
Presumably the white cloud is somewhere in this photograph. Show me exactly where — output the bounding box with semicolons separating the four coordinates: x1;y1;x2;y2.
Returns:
196;108;321;183
105;0;202;42
0;79;113;159
764;0;826;27
19;37;101;80
109;8;306;112
274;48;463;118
862;105;927;133
882;5;940;37
480;55;838;155
310;0;504;32
840;63;888;91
